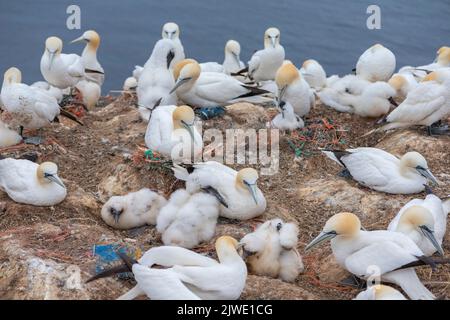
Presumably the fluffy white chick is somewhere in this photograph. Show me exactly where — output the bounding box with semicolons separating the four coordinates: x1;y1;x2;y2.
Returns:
101;188;167;230
156;189;220;249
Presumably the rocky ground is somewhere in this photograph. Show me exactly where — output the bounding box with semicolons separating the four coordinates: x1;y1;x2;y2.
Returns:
0;94;449;300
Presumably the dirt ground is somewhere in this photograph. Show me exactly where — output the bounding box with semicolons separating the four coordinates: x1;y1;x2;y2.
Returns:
0;93;449;300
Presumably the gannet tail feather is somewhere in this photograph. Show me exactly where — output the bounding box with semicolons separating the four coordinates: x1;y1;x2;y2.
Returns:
231;66;248;77
234;85;270;99
201;186;229;208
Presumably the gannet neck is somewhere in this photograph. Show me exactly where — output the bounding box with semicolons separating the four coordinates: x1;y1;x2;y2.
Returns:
3;67;22;86
215;236;241;264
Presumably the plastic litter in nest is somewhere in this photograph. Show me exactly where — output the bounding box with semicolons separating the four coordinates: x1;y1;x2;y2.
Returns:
93;244;142;280
131;146;173;171
196;106;226;120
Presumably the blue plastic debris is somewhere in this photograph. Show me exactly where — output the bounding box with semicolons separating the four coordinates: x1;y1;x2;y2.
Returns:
197;106;226;120
93;244;140;280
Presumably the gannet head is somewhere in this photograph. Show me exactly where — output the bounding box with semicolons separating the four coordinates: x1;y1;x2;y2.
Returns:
436;46;450;66
275;62;300;100
172;59;197;81
102;197;125;225
422;69;450;84
162;22;180;40
225;40;241;66
400;152;438;185
36;162;66;189
123;77;137;91
264;27;281;48
370;43;385;52
3;67;22;85
216;236;241;263
172;105;196;140
370;285;403;300
388;74;407;92
70;30;101;50
306;212;361;250
302;59;317;69
235;168;259;205
45;36;63;70
170;60;200;94
397;205;443;256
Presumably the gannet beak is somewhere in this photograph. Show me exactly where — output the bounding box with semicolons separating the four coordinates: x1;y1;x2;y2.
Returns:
111;208;121;224
246;183;258;204
278;86;287;102
419;226;444;256
70;36;85;44
270;36;276;48
46;174;66;189
416;166;439;185
305;231;337;251
233;53;241;67
388;97;398;107
48;51;56;70
182;120;195;142
170;78;190;94
278;101;286;118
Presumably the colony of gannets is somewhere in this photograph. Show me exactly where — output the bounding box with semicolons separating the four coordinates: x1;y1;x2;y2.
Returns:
0;20;449;302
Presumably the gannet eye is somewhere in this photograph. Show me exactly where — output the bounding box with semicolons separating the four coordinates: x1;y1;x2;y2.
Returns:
276;223;282;231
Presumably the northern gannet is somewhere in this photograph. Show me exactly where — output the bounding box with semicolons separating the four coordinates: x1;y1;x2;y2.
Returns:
161;22;185;68
156;189;219;249
137;39;177;121
387;73;418;102
245;27;285;82
0;119;22;147
270;100;304;130
306;212;436;300
101;188;167;230
400;46;450;80
388;194;449;256
354;284;407;300
0;158;66;206
240;219;304;282
171;59;268;108
323;148;438;194
200;40;245;74
300;59;327;91
87;236;247;300
355;44;396;82
145;105;202;163
275;61;314;117
172;161;266;220
40;36;85;89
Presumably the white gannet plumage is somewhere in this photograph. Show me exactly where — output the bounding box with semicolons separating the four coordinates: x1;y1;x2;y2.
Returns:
270;100;304;130
356;44;396;82
300;59;327;91
0;119;22;147
354;284;407;300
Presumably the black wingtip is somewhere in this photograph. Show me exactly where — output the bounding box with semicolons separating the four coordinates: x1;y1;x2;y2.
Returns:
231;66;248;77
85;68;105;75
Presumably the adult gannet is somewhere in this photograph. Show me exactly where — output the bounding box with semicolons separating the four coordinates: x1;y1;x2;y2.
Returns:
300;59;327;91
400;46;450;80
0;119;22;147
323;148;438;194
1;67;82;140
388;193;449;256
240;219;304;282
0;158;66;206
355;44;396;82
161;22;185;68
156;189;219;249
387;73;418;102
245;27;285;82
87;236;247;300
354;285;407;300
270;100;304;130
70;30;105;86
306;212;436;300
137;39;177;121
101;188;167;230
172;161;266;220
200;40;245;75
171;59;268;108
40;36;85;89
275;61;314;117
378;69;450;134
145;105;202;162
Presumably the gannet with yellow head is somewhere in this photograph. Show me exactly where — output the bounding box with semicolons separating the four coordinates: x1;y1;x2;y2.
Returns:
161;22;185;67
71;30;104;86
86;235;247;300
300;59;327;90
354;285;407;300
172;161;266;220
323;148;439;194
355;43;396;82
0;158;66;206
387;72;418;102
306;212;435;300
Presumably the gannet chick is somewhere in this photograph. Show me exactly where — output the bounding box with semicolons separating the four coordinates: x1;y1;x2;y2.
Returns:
306;212;436;300
355;44;396;82
88;236;247;300
388;73;418;102
123;77;137;92
300;59;327;91
1;67;82;136
70;30;105;86
0;158;66;206
137;39;177;121
145;105;202;163
75;80;101;110
354;285;407;300
379;69;450;133
323;148;438;194
172;161;266;220
388;193;449;256
270;101;304;130
222;40;245;74
0;120;22;147
246;27;285;82
31;81;64;103
101;188;167;230
156;189;219;249
40;36;85;89
275;61;314;117
171;59;268;107
240;219;304;282
161;22;185;68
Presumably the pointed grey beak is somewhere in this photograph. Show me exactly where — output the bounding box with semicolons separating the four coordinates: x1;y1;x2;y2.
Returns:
278;101;286;118
416;166;439;185
46;174;66;189
110;208;121;224
305;231;337;251
181;120;195;142
48;50;56;70
419;226;444;256
245;183;258;204
70;36;85;44
233;53;241;67
270;36;276;48
170;78;190;94
278;86;287;103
